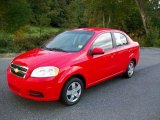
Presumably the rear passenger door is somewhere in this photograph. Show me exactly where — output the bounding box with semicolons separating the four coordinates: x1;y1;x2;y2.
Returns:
112;32;130;72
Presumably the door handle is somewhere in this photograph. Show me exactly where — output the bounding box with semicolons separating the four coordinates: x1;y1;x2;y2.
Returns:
129;48;132;53
111;53;115;58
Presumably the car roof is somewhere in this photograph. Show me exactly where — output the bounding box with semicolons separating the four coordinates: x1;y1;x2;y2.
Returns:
72;28;122;33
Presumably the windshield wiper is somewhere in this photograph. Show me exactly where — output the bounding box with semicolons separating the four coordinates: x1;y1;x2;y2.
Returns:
40;45;46;49
41;46;67;52
46;47;67;52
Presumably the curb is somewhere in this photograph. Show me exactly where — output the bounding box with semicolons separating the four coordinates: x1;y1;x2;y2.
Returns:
0;53;19;58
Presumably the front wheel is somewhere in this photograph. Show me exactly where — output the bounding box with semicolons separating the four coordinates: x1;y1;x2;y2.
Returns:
61;77;84;106
123;60;135;78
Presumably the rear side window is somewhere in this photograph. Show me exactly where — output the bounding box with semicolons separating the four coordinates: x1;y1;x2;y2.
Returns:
113;33;128;46
92;33;113;50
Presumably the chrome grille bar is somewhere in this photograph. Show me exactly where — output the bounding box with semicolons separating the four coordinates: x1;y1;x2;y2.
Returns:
10;63;28;78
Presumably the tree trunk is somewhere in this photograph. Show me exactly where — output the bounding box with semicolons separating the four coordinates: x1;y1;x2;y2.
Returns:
107;15;111;27
102;12;105;27
39;24;42;38
135;0;150;37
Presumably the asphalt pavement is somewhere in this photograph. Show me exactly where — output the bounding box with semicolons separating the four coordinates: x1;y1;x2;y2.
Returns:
0;48;160;120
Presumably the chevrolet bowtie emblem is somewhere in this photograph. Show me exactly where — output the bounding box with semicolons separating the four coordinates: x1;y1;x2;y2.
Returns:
14;68;19;73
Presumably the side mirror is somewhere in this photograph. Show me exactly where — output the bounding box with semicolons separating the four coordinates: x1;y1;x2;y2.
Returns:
91;47;105;55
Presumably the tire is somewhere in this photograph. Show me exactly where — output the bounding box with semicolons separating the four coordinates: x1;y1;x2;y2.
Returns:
61;77;84;106
123;60;135;78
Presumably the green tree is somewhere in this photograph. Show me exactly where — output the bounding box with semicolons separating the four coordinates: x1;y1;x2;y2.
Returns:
0;0;31;33
135;0;160;46
64;0;87;28
28;0;52;38
50;0;69;27
135;0;150;37
0;0;32;50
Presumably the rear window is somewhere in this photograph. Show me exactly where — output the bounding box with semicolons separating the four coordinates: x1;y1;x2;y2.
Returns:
113;33;128;46
92;33;113;50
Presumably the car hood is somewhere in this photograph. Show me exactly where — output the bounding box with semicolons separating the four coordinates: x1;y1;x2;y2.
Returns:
12;48;78;72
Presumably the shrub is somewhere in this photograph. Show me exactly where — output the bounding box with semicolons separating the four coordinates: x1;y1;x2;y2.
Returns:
12;34;56;53
139;27;159;47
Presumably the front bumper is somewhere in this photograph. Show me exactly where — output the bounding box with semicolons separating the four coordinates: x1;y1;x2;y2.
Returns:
7;69;62;101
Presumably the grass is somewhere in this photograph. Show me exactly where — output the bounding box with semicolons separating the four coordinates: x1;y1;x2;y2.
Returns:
0;26;61;40
0;26;63;53
25;26;61;38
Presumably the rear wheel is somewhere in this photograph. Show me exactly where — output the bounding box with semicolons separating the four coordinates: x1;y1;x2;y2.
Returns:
123;60;135;78
61;77;84;106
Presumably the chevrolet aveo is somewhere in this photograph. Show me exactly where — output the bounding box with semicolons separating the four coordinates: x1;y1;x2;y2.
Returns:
7;28;140;105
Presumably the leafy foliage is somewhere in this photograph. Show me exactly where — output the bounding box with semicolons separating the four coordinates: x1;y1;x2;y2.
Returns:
0;0;32;33
0;0;160;53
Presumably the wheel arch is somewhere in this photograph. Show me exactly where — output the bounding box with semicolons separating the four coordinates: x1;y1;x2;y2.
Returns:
62;74;86;90
59;73;86;102
130;58;136;66
58;66;89;100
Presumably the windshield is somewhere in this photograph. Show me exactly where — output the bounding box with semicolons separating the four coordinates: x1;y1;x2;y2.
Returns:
42;30;94;52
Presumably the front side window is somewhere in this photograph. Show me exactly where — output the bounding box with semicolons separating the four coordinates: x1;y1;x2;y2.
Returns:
92;33;113;50
43;31;94;52
113;33;128;46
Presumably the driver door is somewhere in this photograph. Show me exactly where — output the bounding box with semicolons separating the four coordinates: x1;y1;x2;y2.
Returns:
88;33;118;85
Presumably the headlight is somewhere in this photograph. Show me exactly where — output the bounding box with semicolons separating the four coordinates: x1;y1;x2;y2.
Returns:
31;66;59;77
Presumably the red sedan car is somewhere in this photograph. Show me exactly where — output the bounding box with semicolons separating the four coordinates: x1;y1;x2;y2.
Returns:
7;28;140;105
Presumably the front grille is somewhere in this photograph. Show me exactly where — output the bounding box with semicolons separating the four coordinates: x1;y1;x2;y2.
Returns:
10;63;28;78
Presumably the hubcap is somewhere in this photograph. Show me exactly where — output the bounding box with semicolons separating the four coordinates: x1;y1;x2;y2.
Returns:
66;82;81;102
128;62;134;76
